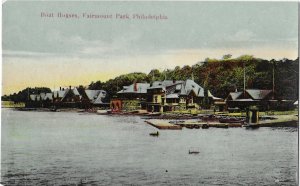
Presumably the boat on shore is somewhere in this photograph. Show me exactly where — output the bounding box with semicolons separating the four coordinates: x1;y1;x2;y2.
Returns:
215;124;229;128
199;115;219;122
243;123;260;129
49;106;59;112
144;112;161;117
194;125;200;129
106;109;122;114
185;125;194;129
202;124;209;129
16;108;37;111
219;117;244;124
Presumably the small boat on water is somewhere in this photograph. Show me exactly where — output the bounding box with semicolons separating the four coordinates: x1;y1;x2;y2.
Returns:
188;150;200;154
149;131;159;136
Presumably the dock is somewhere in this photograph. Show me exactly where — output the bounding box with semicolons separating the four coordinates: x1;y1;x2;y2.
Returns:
258;115;298;127
145;119;243;129
144;120;182;130
178;121;242;128
145;114;298;130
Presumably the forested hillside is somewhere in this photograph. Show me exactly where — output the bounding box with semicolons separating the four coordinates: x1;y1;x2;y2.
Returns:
88;55;299;100
3;55;299;102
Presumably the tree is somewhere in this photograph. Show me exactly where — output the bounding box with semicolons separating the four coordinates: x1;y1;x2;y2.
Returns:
222;54;232;60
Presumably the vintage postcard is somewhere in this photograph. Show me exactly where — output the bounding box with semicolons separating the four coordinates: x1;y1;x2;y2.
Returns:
1;1;299;185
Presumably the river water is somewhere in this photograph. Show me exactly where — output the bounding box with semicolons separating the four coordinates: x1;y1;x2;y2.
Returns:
1;108;298;185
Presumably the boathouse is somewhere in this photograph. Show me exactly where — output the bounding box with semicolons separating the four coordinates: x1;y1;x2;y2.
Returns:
226;89;273;111
146;79;218;112
111;83;150;111
26;86;109;109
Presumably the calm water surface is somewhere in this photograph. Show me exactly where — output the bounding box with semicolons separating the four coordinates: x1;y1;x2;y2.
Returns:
1;109;298;185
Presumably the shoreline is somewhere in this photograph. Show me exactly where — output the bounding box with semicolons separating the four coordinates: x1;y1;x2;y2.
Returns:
6;107;298;128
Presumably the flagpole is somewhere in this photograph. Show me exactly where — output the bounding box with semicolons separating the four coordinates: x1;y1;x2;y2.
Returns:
243;61;246;97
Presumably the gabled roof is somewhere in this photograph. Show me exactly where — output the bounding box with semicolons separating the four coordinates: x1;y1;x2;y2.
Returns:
148;79;216;99
30;92;53;101
73;87;81;96
184;79;205;97
246;89;272;100
44;93;53;100
30;94;37;101
40;93;46;100
228;92;243;100
118;83;150;94
152;80;183;87
93;91;107;104
61;88;82;101
85;90;101;100
165;83;183;95
85;89;107;104
148;80;184;90
53;90;67;98
60;89;71;101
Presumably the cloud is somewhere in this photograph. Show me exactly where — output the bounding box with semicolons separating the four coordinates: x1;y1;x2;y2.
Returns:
4;29;146;59
2;50;56;58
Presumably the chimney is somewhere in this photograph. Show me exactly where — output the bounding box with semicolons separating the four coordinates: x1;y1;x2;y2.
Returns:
134;83;138;92
69;85;71;90
60;87;61;91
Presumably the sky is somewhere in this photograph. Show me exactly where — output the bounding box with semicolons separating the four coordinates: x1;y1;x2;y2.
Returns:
2;1;298;95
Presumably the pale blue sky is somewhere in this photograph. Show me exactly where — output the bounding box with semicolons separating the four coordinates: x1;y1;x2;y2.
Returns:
2;1;298;95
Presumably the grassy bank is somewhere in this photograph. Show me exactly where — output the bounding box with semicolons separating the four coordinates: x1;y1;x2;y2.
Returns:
2;101;25;108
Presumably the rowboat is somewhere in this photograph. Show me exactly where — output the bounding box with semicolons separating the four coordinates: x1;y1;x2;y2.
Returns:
149;131;159;136
188;150;200;154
